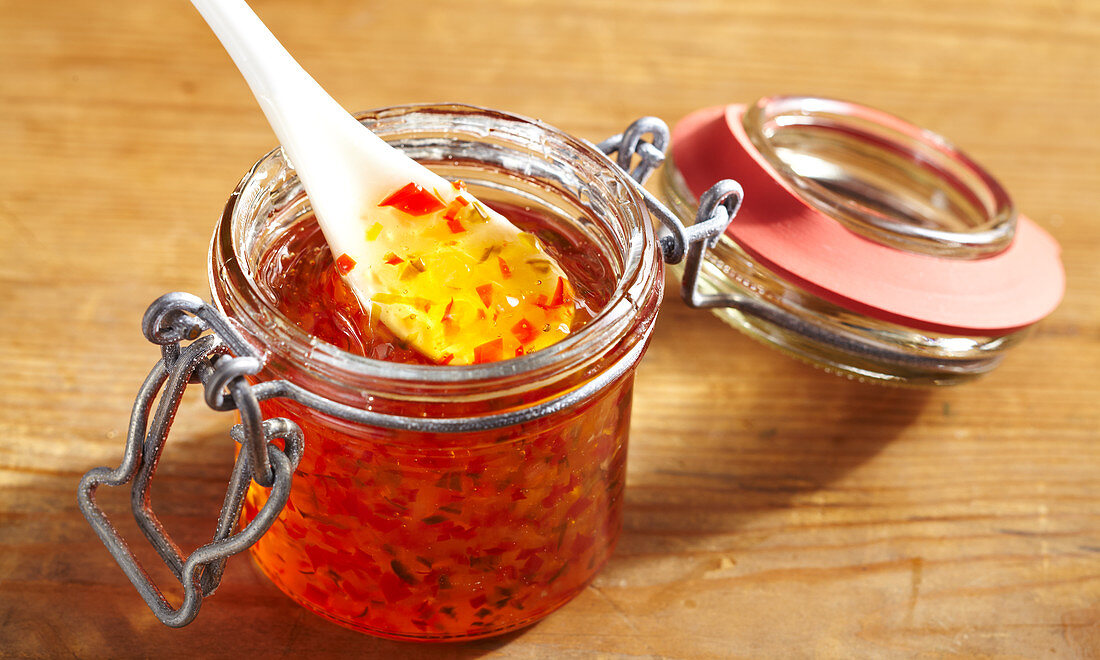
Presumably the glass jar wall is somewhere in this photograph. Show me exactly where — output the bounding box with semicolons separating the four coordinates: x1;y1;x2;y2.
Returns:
209;105;663;640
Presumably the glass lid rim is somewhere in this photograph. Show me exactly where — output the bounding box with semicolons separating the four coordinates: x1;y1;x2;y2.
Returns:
741;94;1017;259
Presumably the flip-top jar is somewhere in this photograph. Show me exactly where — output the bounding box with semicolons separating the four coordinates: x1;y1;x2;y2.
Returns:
208;105;663;640
660;96;1064;385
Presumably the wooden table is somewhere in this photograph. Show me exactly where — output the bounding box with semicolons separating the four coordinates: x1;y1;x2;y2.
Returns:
3;1;1098;657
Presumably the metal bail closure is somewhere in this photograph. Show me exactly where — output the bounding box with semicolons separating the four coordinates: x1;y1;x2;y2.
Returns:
597;117;745;304
77;292;304;628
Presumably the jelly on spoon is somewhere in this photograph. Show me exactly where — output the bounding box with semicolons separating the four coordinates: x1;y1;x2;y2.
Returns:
190;0;575;364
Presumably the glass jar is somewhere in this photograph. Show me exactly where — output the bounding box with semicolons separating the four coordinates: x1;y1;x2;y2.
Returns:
208;104;663;640
660;95;1064;386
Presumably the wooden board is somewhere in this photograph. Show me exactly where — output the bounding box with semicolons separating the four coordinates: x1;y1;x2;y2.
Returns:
1;0;1098;657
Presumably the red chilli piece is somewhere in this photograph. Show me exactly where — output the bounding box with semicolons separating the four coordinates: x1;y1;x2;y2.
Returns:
437;353;455;365
549;276;574;307
511;318;538;344
497;256;512;279
446;214;465;234
476;284;494;308
383;252;404;265
473;338;503;364
451;180;467;192
335;253;357;275
378;182;445;216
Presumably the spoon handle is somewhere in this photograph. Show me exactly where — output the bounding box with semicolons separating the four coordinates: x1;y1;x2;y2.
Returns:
190;0;351;144
190;0;429;216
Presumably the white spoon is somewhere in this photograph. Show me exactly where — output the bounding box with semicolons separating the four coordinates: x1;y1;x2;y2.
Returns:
191;0;575;364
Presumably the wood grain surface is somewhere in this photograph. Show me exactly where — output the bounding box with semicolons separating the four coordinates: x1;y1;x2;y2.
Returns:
2;0;1098;657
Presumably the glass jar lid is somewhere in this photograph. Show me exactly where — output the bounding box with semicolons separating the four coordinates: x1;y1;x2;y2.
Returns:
669;96;1064;335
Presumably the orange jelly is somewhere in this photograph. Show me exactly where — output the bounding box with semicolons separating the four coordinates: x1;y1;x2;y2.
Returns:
240;203;630;640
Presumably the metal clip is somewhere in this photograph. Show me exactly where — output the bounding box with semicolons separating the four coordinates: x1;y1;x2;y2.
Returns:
598;118;745;305
596;116;669;185
77;294;303;627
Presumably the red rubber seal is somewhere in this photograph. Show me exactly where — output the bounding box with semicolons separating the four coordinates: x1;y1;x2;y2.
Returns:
670;105;1065;335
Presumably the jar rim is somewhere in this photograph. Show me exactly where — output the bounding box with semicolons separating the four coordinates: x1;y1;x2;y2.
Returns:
742;95;1016;259
209;103;661;395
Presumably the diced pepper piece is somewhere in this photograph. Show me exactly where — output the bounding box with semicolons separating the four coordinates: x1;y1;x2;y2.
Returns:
549;276;574;307
526;257;551;274
437;353;455;365
390;559;418;585
473;338;503;364
477;244;501;263
335;253;357;275
365;222;383;241
497;256;512;279
511;318;537;344
451;180;466;191
476;284;494;308
378;182;445;216
384;252;404;265
469;202;490;221
446;214;465;234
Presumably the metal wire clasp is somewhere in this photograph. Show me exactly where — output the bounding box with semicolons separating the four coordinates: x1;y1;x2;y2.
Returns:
597;117;744;308
77;292;304;628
